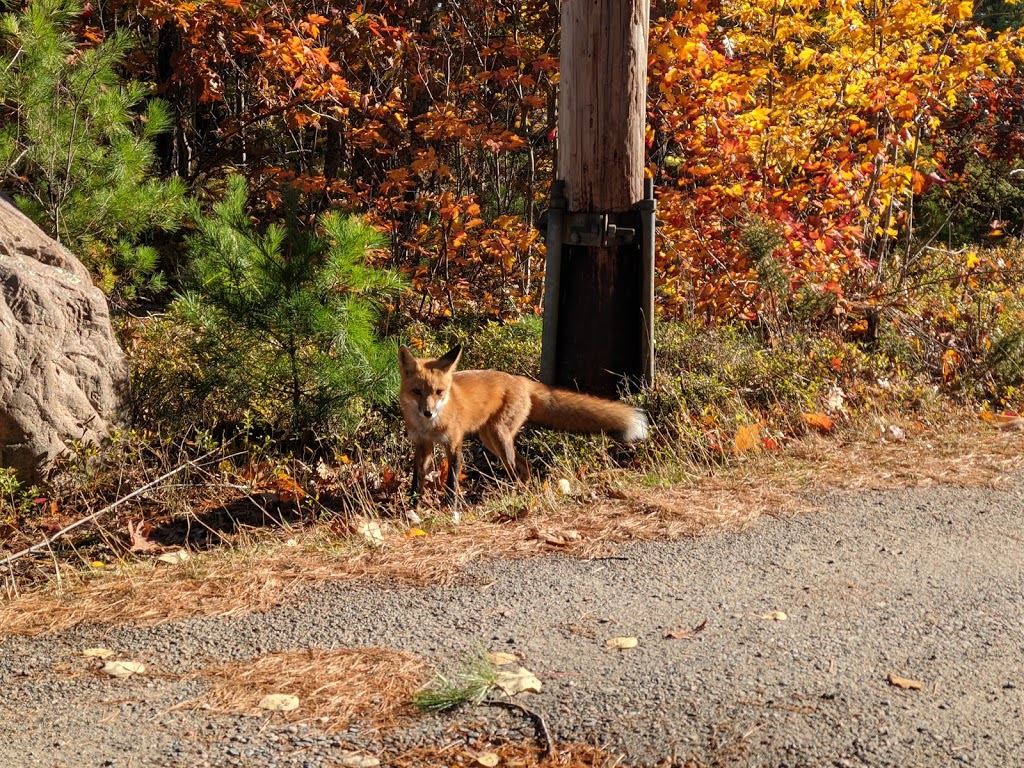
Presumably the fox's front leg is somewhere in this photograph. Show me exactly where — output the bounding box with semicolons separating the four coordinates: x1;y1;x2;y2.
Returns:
443;439;463;504
410;439;433;501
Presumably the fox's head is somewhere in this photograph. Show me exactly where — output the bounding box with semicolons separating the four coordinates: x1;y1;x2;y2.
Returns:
398;345;462;423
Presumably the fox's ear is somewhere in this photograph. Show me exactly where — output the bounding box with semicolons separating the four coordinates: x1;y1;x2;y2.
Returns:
398;345;418;377
436;344;462;372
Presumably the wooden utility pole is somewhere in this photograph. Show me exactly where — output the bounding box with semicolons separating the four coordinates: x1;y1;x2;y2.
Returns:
541;0;654;398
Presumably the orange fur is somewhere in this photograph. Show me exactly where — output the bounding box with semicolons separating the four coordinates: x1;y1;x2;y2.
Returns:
398;345;648;501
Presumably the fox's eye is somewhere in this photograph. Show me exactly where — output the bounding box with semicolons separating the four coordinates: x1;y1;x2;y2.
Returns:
435;389;443;396
412;388;422;396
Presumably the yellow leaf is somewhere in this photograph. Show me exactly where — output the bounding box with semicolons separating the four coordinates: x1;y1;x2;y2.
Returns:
494;666;542;695
796;47;815;70
887;673;923;690
942;349;961;381
405;527;427;538
605;636;639;650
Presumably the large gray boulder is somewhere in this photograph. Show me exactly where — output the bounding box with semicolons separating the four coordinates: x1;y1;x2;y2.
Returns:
0;197;127;481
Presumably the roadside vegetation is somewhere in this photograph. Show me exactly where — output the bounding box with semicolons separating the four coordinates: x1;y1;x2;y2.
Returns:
1;0;1023;613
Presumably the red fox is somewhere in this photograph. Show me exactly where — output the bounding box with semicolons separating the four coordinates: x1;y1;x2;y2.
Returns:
398;344;649;500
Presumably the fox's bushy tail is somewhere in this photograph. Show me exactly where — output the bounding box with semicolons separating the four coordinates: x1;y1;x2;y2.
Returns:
527;382;649;442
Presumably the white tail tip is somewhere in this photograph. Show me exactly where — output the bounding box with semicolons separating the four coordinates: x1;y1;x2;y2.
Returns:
622;410;649;443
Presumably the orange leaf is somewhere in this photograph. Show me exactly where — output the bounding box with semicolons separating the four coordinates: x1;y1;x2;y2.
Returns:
733;423;760;453
801;412;834;432
276;473;307;503
942;349;961;382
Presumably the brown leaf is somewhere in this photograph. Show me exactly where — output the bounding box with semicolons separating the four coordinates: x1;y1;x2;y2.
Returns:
665;628;694;640
82;647;116;659
127;520;158;552
666;619;708;639
494;666;542;695
356;519;386;548
995;414;1024;431
275;473;306;503
156;550;190;565
486;651;518;666
103;660;146;678
258;693;300;711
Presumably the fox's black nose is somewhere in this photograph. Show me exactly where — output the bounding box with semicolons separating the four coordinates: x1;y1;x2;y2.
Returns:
422;409;433;418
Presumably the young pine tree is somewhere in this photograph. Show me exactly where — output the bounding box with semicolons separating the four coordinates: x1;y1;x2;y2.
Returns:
0;0;185;304
175;176;406;439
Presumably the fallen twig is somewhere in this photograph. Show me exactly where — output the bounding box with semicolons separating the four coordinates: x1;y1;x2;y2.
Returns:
488;698;553;758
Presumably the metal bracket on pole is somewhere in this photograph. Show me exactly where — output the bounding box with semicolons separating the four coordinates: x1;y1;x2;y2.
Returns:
638;177;656;385
564;212;636;248
540;180;566;384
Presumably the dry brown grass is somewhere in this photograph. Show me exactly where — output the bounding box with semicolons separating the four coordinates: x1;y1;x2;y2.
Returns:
0;482;802;636
739;412;1024;491
189;647;426;732
1;415;1020;637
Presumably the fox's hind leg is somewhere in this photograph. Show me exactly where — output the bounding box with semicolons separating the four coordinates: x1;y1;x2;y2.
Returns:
479;425;531;484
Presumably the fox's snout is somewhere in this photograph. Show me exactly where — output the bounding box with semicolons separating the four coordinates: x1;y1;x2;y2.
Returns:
404;386;447;422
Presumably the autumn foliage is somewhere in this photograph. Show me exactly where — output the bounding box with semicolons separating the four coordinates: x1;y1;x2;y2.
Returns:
9;0;1003;329
649;0;1020;322
2;0;1022;332
98;0;553;319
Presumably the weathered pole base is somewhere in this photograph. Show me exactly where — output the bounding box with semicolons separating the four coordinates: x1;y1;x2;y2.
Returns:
541;179;656;399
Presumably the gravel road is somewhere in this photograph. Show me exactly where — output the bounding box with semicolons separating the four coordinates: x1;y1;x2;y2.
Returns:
2;479;1023;767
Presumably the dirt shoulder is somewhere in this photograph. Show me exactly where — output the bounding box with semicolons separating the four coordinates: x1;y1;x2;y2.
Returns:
3;455;1023;766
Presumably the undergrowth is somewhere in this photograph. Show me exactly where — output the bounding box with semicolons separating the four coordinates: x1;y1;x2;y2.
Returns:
4;241;1024;589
